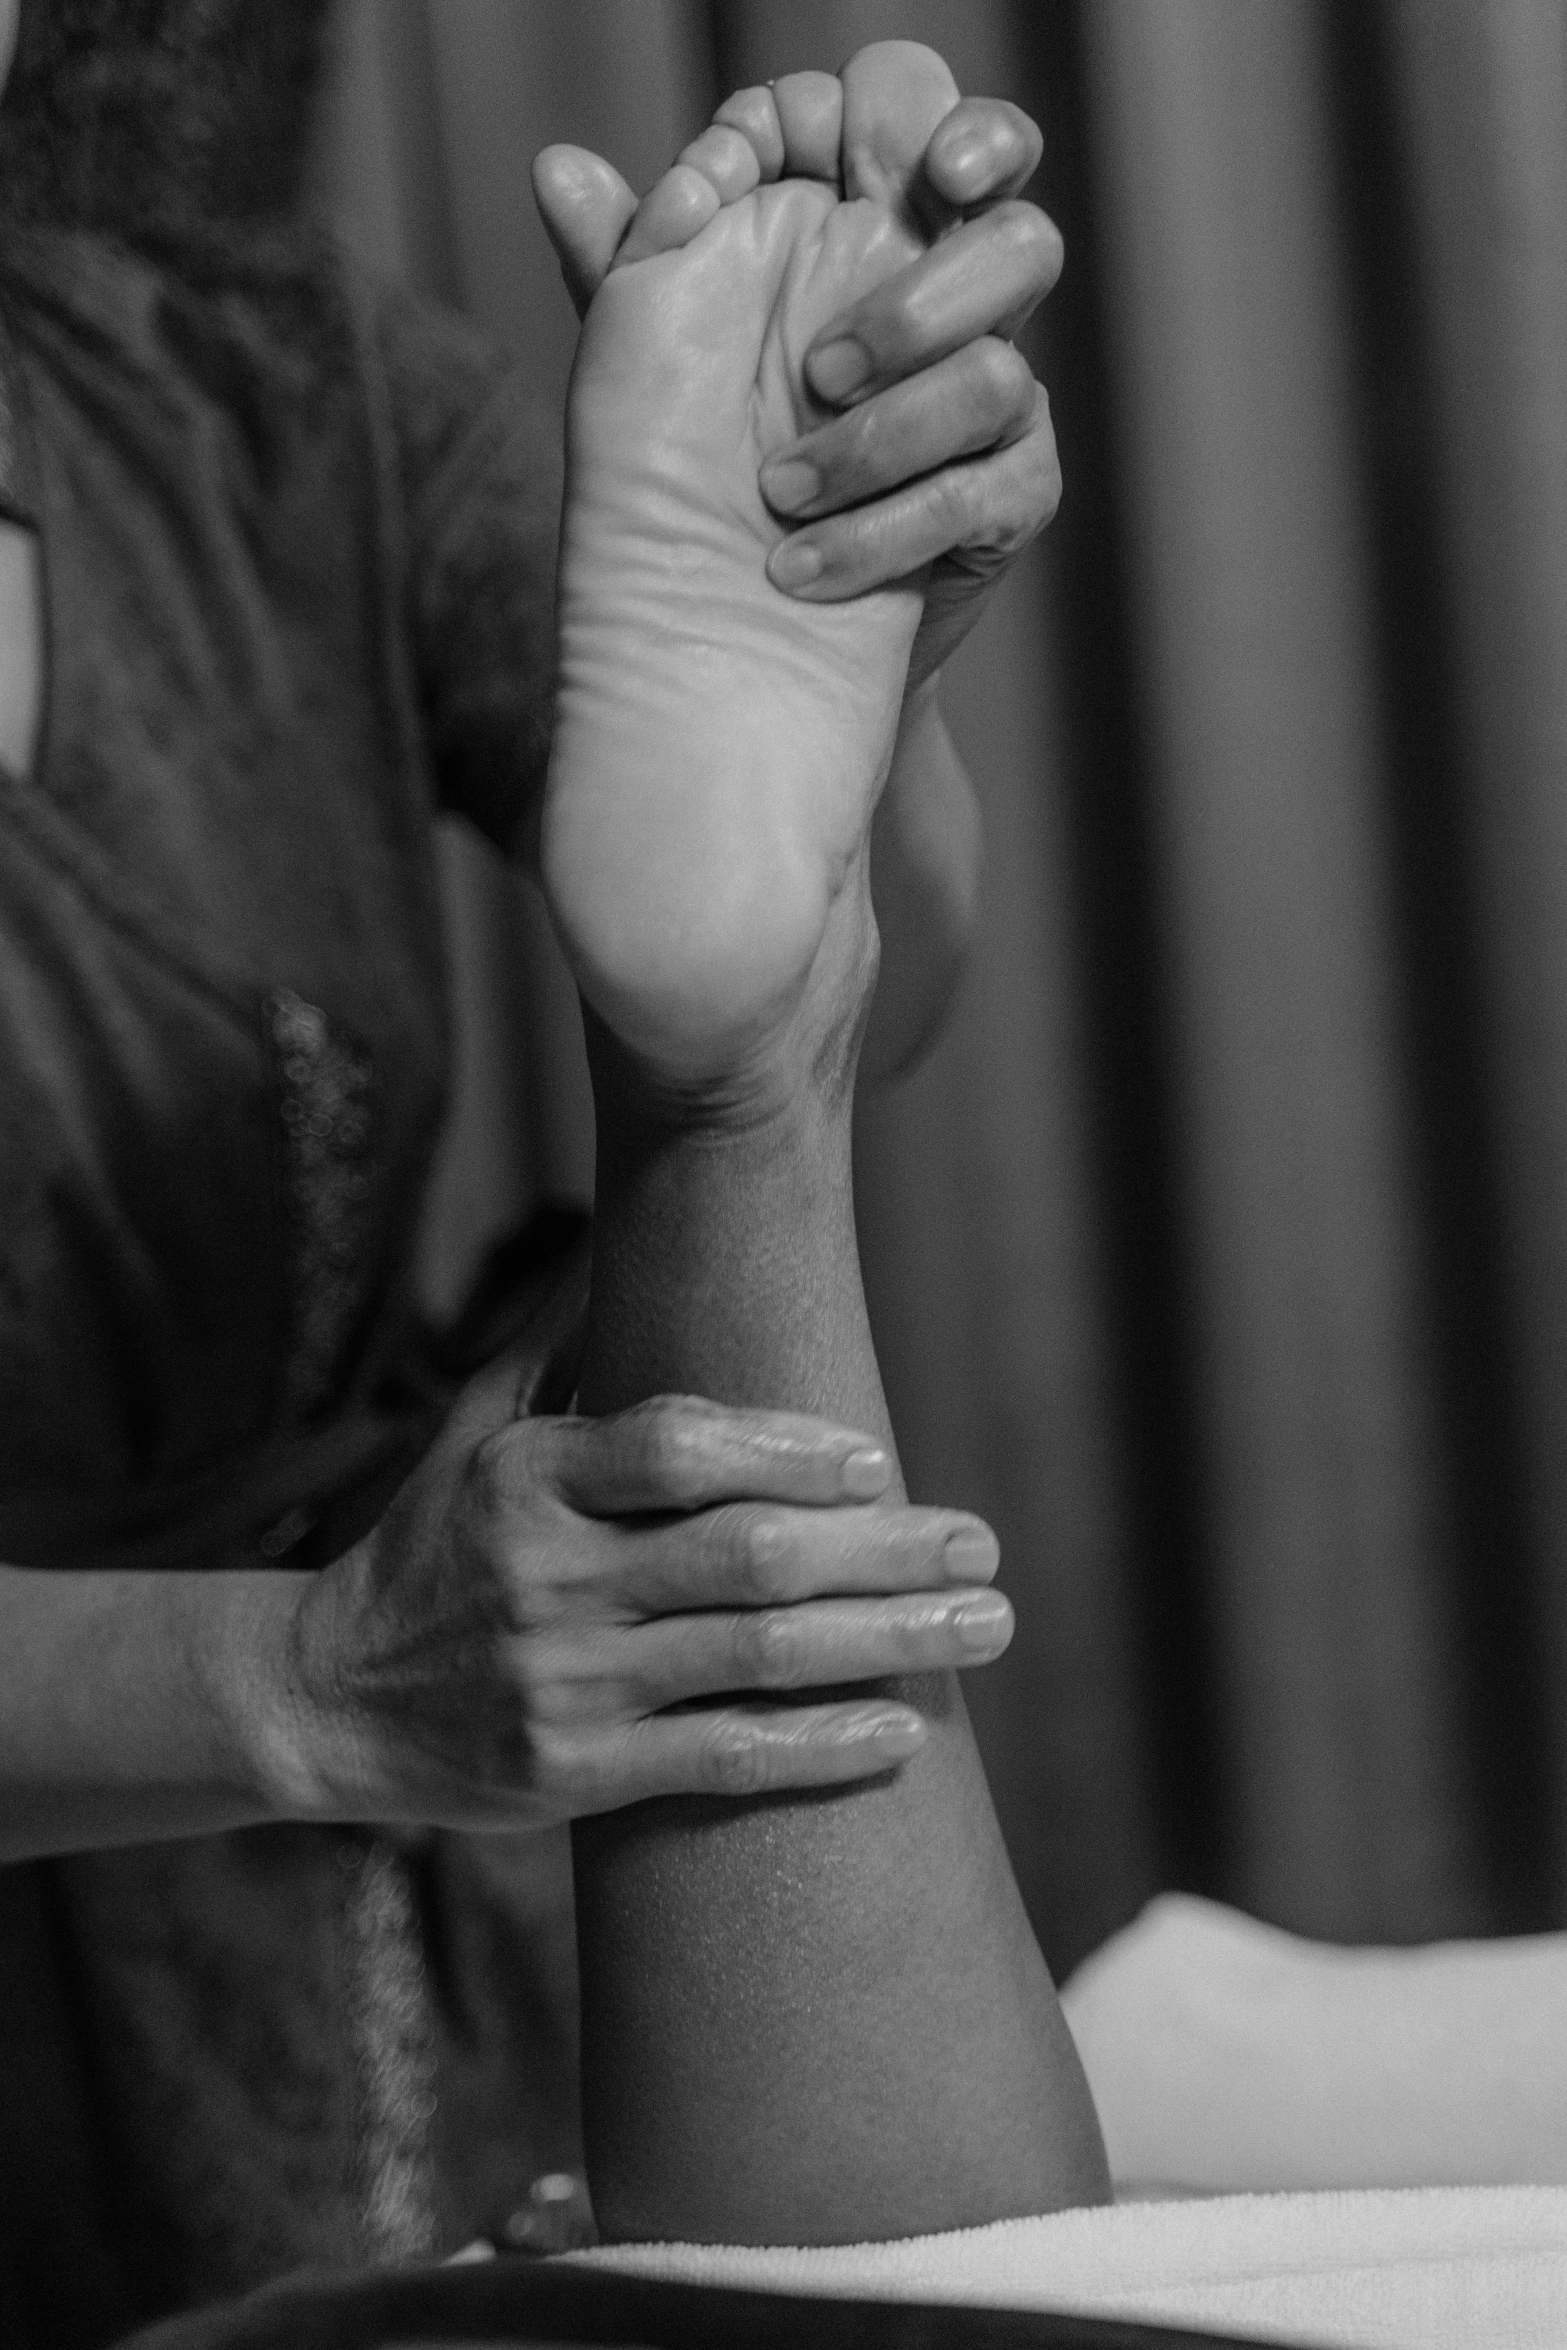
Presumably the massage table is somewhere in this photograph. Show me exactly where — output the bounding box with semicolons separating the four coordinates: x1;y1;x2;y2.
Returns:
121;2184;1567;2349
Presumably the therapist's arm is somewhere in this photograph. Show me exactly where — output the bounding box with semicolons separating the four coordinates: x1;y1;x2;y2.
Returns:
0;1343;1011;1863
0;1564;312;1860
860;681;983;1085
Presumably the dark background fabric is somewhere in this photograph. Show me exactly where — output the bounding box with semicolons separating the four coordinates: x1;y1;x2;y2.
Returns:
318;0;1567;1980
0;0;329;231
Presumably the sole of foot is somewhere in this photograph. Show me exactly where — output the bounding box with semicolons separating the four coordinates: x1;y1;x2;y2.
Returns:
541;48;961;1100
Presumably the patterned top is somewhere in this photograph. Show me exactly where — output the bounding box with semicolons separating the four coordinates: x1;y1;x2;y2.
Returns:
0;207;583;2345
0;219;561;1572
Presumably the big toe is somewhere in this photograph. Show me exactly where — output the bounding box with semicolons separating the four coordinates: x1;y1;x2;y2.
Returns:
839;41;961;225
533;145;638;314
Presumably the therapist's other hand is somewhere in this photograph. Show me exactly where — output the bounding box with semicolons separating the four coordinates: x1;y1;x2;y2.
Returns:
535;44;1063;697
270;1347;1009;1832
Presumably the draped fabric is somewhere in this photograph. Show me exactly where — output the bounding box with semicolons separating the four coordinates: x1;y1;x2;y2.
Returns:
317;0;1567;1978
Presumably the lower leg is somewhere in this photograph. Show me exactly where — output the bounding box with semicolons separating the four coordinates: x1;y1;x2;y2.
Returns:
572;891;1109;2243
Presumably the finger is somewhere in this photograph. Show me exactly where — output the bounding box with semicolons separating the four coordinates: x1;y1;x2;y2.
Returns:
761;337;1038;521
611;1499;999;1618
771;69;844;183
767;388;1059;601
496;1395;894;1517
620;1588;1014;1712
612;162;720;272
923;97;1043;210
677;123;762;206
714;85;785;182
580;1697;928;1809
531;144;639;316
803;201;1063;406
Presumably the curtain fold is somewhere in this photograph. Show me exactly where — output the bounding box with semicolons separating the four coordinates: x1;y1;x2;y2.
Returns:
1385;0;1567;1913
1080;0;1477;1939
319;0;1567;1976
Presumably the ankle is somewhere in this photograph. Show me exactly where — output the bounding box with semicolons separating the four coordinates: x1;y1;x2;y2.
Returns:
586;1009;862;1173
578;859;880;1138
577;1053;868;1423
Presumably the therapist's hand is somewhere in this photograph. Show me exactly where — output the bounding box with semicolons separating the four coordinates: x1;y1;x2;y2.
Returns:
271;1343;1010;1833
743;56;1062;694
535;43;1063;697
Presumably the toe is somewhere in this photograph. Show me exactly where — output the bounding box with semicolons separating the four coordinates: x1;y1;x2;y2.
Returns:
532;144;639;315
678;124;762;206
840;41;961;226
613;162;722;270
771;70;844;183
714;85;785;182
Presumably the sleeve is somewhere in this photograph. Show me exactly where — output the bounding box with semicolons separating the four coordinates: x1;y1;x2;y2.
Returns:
372;278;562;859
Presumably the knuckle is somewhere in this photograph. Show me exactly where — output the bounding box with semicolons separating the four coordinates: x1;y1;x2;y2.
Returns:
997;199;1061;283
699;1715;770;1796
526;1720;576;1791
880;273;932;355
972;335;1012;395
503;1629;548;1705
730;1507;786;1601
840;499;889;566
524;1672;583;1731
735;1607;801;1690
935;469;979;540
974;337;1032;423
487;1548;539;1637
843;397;884;472
991;480;1036;554
890;280;924;342
979;448;1055;557
639;1397;708;1500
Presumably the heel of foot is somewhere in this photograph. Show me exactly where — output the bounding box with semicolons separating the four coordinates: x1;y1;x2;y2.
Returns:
543;792;833;1088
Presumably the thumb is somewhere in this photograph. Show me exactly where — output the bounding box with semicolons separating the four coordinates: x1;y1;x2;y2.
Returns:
532;144;639;318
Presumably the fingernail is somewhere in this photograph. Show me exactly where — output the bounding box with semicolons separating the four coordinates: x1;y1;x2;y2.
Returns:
840;1445;890;1498
943;1527;1000;1581
808;335;871;402
956;1594;1011;1654
769;537;824;592
761;455;820;515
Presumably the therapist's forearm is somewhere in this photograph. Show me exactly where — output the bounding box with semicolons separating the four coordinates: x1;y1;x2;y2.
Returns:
0;1564;306;1860
861;682;983;1086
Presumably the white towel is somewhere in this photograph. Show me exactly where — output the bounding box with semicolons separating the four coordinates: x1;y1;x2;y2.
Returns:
567;2185;1567;2348
1060;1897;1567;2197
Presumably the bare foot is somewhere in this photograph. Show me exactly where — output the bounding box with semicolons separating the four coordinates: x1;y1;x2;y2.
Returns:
537;46;959;1095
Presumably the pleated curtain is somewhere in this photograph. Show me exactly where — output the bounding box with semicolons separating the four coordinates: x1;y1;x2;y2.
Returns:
316;0;1567;1978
